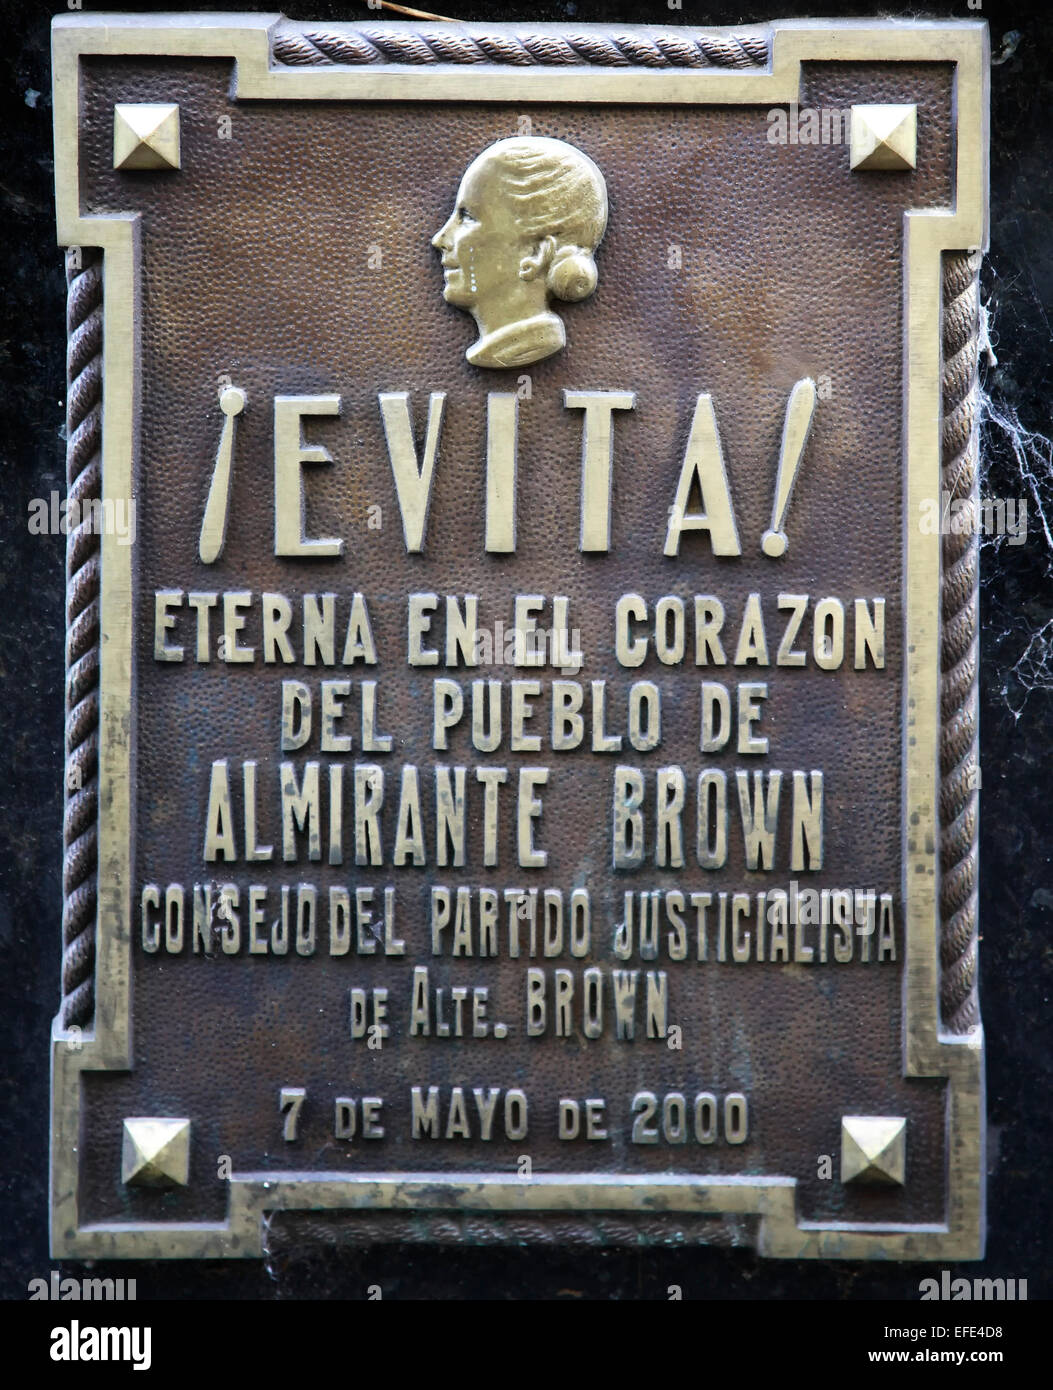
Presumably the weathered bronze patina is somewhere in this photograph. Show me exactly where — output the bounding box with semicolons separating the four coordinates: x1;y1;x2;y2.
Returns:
51;14;988;1259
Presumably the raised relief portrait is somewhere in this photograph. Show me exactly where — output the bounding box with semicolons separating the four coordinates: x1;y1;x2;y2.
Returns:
432;136;608;369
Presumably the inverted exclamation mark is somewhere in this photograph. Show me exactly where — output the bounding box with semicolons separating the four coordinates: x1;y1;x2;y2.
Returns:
199;384;246;564
761;377;817;558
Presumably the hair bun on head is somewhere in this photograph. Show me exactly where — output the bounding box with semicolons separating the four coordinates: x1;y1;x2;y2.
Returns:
547;245;597;303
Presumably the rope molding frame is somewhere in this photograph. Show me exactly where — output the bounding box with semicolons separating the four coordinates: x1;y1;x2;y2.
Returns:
939;251;982;1035
270;23;771;69
62;248;103;1030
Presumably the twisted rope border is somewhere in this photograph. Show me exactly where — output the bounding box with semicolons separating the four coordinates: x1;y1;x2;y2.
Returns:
939;251;982;1034
61;248;102;1029
264;1209;753;1252
272;25;769;69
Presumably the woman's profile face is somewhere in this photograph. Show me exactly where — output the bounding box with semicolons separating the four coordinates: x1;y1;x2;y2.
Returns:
432;153;527;311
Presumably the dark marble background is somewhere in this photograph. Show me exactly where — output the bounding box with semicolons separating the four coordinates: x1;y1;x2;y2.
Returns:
0;0;1049;1301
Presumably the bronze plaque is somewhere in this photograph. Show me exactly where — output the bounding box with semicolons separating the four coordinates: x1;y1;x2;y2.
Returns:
50;15;989;1259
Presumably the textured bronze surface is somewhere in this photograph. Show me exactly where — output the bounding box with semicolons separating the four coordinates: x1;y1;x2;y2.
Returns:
51;16;988;1260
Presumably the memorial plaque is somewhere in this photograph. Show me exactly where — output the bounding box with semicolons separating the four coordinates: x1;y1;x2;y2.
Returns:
50;14;989;1260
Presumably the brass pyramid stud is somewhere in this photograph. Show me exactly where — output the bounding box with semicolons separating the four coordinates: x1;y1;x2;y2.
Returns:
113;103;181;171
850;104;917;172
841;1114;907;1186
121;1117;191;1187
